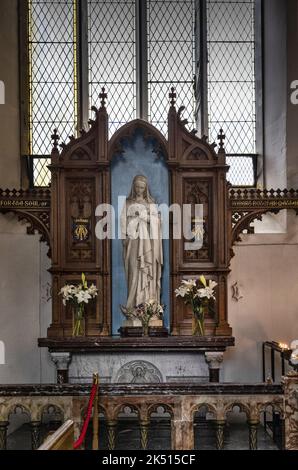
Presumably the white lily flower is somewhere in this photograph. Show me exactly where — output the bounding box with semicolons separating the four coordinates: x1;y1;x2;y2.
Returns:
181;279;197;289
208;280;218;290
175;287;188;298
59;285;75;298
75;290;92;304
88;284;98;297
196;287;215;300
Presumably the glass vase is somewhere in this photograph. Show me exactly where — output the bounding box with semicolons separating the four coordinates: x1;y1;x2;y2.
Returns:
72;305;85;337
192;305;205;336
142;322;149;337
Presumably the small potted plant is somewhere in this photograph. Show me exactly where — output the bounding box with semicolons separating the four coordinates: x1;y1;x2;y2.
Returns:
124;300;164;336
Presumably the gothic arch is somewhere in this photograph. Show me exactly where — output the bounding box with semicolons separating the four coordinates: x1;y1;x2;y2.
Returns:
108;119;168;161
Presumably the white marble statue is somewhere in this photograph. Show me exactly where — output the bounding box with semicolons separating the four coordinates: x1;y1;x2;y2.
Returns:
120;175;163;315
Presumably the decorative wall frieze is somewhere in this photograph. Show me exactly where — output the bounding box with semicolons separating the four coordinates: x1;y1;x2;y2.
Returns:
0;188;51;252
229;189;298;251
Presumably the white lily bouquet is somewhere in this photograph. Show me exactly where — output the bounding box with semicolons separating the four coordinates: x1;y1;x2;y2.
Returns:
125;300;164;336
175;275;217;336
59;273;98;336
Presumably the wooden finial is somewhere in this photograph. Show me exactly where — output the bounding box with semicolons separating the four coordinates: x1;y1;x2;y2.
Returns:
51;128;59;150
217;128;226;150
169;87;176;107
99;87;107;108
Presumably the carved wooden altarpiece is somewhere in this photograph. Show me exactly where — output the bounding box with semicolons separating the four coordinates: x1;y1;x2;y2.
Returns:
2;90;298;349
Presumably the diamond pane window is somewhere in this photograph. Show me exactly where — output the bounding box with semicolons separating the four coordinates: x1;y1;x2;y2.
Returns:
226;156;255;186
33;157;52;187
148;0;196;135
88;0;136;135
28;0;77;164
207;0;256;155
26;0;260;188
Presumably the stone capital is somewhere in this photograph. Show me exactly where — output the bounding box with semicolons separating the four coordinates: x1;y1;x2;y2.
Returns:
50;352;72;370
204;352;224;370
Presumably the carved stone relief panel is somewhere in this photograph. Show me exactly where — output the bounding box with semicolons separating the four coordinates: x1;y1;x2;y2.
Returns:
115;361;163;384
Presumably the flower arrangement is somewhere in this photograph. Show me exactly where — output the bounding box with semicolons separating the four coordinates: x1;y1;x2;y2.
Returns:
59;273;98;336
125;300;164;336
175;276;217;336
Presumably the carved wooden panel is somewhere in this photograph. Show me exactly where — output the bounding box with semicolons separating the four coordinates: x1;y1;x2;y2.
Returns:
47;102;110;337
168;101;232;337
183;178;213;263
65;178;96;264
46;93;233;338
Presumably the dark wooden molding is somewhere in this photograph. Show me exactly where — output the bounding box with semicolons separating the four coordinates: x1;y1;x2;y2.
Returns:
38;335;235;353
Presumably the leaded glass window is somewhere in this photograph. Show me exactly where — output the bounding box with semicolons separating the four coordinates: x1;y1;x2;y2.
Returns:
147;0;196;134
28;0;77;186
88;0;137;135
25;0;261;187
206;0;258;186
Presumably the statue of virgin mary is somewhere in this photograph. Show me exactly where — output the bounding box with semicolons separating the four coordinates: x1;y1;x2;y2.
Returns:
120;175;163;314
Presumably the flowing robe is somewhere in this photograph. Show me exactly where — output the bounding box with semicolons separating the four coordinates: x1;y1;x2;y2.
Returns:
120;199;163;309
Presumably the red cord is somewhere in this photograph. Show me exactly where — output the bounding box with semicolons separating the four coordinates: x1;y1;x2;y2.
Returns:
73;383;97;449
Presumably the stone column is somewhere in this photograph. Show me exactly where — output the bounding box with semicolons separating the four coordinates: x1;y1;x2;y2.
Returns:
282;372;298;450
248;419;259;450
107;420;117;450
0;421;9;450
30;421;42;450
140;419;150;450
171;420;194;450
50;352;72;384
215;420;225;450
205;352;224;383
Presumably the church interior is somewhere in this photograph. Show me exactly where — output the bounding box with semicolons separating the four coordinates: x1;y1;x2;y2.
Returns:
0;0;298;453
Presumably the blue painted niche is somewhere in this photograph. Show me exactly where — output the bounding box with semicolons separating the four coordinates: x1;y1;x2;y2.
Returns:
111;130;170;335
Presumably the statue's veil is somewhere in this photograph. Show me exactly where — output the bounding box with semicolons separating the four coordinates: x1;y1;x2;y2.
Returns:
127;175;155;203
